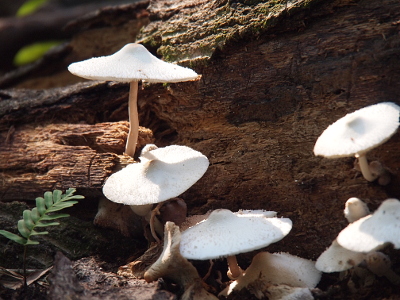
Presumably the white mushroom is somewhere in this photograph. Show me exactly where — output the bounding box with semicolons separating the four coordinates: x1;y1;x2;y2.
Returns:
344;197;370;223
180;209;292;279
220;251;320;298
337;199;400;253
365;251;400;285
316;239;367;273
316;198;370;273
68;43;200;157
317;197;400;289
314;102;400;182
235;209;277;218
144;222;218;300
103;144;209;241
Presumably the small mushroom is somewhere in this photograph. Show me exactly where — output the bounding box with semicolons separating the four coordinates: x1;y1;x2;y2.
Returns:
68;43;200;157
93;196;143;237
317;198;400;289
102;144;209;241
220;252;321;298
337;198;400;253
317;198;371;273
316;239;367;273
313;102;400;183
144;222;218;300
344;197;370;223
179;209;292;279
365;251;400;285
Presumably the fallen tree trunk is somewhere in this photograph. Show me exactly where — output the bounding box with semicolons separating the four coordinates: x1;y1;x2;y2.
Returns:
1;0;400;271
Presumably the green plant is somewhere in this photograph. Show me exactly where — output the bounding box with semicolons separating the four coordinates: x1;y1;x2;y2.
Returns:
13;41;63;66
16;0;49;17
0;188;84;287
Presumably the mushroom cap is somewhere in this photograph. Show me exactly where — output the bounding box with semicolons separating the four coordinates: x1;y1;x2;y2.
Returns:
102;145;209;206
220;252;320;297
179;209;292;260
235;209;277;218
344;197;370;223
337;199;400;252
68;43;200;83
315;239;367;273
313;102;400;158
248;252;321;288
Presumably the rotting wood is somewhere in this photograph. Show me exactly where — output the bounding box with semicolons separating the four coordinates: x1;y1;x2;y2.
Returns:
0;122;154;201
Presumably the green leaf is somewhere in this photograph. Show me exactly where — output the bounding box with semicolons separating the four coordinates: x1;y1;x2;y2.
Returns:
46;201;78;212
65;188;76;197
68;195;85;200
13;41;62;66
64;188;84;201
36;197;46;215
31;207;40;223
3;188;82;247
16;0;48;17
41;213;70;220
44;191;53;209
17;220;31;239
26;239;40;245
52;190;62;203
29;230;49;236
0;230;27;245
23;210;35;230
35;221;59;227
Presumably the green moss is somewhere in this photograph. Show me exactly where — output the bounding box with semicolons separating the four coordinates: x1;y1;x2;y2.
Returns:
137;0;319;67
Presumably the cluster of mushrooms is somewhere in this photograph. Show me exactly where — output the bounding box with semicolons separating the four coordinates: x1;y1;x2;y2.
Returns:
68;43;400;299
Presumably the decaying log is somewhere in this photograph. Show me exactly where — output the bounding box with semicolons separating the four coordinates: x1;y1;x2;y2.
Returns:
1;0;400;265
0;120;153;201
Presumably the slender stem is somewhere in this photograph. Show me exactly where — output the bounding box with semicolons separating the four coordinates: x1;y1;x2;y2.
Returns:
226;255;242;279
149;203;164;243
150;216;164;244
23;245;27;288
356;154;377;182
130;204;152;217
125;81;139;157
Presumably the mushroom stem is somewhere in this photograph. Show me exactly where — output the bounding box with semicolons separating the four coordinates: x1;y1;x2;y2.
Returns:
356;154;377;182
226;255;243;279
130;204;152;217
130;204;164;242
149;203;165;243
125;80;139;157
366;252;400;285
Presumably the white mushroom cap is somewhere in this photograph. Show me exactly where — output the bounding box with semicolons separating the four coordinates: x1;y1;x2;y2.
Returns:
337;199;400;252
315;239;367;273
179;209;292;260
235;209;277;218
314;102;400;158
344;197;370;223
102;145;209;206
68;43;200;83
220;252;320;297
247;252;321;288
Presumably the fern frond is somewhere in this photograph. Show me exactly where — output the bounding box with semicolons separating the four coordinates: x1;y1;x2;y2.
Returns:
0;188;83;245
0;230;27;245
